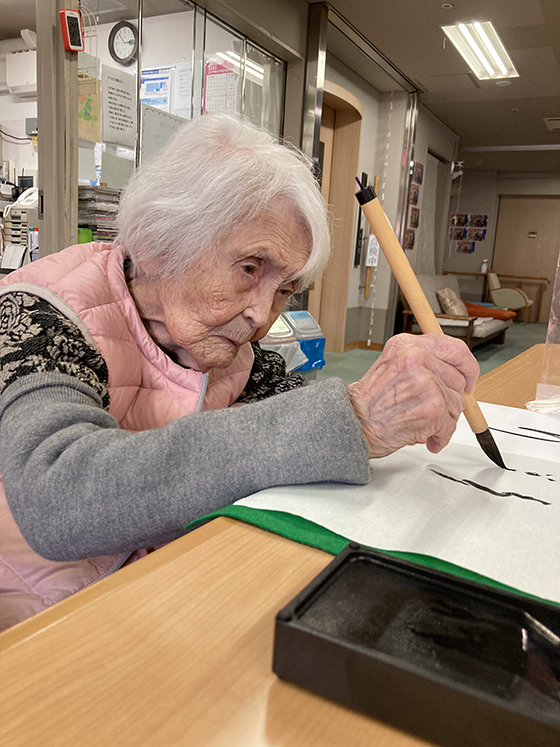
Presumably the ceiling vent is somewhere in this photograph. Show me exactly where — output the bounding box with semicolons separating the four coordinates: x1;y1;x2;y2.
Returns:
544;117;560;131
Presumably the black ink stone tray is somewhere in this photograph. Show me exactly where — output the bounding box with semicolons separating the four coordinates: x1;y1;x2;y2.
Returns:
273;544;560;747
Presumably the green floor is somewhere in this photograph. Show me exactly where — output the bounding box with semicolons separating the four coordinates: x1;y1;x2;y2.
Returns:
316;322;548;386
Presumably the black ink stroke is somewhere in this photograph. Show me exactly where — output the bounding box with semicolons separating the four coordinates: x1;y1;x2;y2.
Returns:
490;427;560;444
524;471;556;482
430;469;551;506
520;427;560;440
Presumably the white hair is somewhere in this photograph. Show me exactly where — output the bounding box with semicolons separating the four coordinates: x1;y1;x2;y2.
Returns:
116;114;330;288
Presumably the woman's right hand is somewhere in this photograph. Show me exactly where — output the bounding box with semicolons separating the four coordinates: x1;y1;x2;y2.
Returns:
347;333;479;458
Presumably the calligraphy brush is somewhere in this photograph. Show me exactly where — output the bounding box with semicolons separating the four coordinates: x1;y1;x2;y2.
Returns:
355;179;506;469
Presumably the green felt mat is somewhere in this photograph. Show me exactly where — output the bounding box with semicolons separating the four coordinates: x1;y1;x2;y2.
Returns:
186;504;558;607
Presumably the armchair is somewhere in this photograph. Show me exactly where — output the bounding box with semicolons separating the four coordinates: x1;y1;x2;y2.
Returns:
487;271;533;324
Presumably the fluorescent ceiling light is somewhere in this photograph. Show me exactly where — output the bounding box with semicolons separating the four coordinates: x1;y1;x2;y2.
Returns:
221;50;265;75
215;51;264;79
442;21;518;80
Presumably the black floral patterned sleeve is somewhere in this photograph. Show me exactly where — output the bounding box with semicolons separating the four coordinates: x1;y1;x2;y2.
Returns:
236;342;306;404
0;292;111;408
0;292;305;409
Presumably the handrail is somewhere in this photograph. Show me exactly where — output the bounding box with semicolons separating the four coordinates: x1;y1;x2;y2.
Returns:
442;271;485;277
443;270;550;284
491;271;550;284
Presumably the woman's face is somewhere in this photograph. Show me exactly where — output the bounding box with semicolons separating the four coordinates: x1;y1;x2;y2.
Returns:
141;208;311;372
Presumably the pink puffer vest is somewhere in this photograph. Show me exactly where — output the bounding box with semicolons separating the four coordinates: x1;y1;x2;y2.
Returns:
0;243;253;631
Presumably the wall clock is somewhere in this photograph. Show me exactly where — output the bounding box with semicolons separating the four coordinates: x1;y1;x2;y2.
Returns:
108;21;138;66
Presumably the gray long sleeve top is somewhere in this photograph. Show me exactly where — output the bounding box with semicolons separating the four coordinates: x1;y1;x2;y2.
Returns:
0;293;370;562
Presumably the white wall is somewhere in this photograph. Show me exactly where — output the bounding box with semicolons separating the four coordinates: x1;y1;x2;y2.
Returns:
94;1;308;142
94;13;194;72
373;91;409;311
321;75;459;344
444;171;499;300
407;105;458;274
497;173;560;196
324;55;381;311
0;92;37;178
443;170;560;300
324;54;411;347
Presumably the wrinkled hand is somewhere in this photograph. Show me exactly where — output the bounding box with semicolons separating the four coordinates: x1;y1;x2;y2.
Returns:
347;333;479;458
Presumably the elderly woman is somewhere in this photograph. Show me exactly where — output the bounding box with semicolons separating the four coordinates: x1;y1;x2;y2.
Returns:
0;115;478;630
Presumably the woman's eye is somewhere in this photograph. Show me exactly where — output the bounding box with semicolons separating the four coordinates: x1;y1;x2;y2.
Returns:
279;288;293;297
241;264;258;276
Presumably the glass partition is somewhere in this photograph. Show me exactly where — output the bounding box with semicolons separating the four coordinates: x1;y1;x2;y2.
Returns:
78;1;140;241
203;17;244;116
75;0;286;241
245;42;285;134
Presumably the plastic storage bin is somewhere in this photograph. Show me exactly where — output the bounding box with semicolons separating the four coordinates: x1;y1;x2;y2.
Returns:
283;310;325;381
259;314;308;373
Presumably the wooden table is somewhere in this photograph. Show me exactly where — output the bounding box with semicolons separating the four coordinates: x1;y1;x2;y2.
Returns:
0;345;547;747
474;343;544;408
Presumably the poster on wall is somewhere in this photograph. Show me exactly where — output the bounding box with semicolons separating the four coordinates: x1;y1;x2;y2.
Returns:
172;60;193;118
203;61;237;114
469;214;488;228
450;226;466;241
413;162;424;185
404;229;415;251
78;76;101;142
140;68;172;112
449;213;488;256
467;228;487;241
409;183;419;206
102;65;136;147
409;207;420;229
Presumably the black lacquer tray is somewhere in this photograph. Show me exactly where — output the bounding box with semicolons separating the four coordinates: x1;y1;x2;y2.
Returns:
273;544;560;747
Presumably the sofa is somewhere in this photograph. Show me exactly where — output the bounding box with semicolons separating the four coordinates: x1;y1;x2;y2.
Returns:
401;274;513;349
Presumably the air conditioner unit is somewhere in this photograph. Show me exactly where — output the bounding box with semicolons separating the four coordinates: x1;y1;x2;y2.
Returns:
6;50;36;96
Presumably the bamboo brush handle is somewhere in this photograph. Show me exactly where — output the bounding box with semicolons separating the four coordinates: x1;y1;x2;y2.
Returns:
359;196;488;435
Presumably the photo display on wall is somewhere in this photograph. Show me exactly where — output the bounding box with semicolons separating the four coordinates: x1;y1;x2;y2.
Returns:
450;213;488;255
405;162;424;249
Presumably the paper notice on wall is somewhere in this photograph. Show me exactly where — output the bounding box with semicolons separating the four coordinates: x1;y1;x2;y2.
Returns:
140;104;186;165
78;75;101;142
203;61;237;115
365;235;380;267
172;61;192;118
140;67;172;113
102;65;136;147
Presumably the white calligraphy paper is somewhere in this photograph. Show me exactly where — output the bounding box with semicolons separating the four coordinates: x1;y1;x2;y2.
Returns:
236;403;560;603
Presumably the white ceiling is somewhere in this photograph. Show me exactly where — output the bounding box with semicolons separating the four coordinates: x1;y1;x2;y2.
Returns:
2;0;559;173
320;0;560;173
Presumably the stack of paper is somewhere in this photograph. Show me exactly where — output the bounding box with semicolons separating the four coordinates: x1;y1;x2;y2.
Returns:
78;186;120;242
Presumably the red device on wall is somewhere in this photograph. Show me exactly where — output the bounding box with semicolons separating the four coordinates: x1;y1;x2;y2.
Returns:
59;9;85;52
